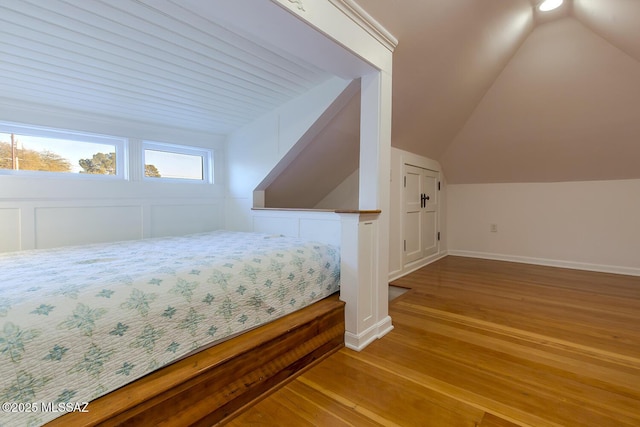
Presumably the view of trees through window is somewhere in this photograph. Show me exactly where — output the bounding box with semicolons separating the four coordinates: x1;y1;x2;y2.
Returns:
143;148;203;180
1;130;211;181
0;132;121;175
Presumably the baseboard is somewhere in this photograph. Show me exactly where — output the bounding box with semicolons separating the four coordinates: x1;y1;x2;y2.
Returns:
376;315;394;339
448;250;640;277
344;315;394;351
389;251;449;282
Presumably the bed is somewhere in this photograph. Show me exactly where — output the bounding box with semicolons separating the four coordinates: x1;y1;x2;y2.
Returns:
0;230;341;426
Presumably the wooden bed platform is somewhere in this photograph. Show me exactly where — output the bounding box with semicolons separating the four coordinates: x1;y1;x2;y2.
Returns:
46;294;345;427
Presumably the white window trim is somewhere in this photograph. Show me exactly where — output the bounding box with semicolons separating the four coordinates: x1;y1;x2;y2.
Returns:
142;140;213;184
0;121;127;180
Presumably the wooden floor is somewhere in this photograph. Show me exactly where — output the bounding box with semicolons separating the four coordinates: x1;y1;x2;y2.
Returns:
226;256;640;426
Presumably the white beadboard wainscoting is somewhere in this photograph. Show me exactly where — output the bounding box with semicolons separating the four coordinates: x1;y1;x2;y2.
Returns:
0;198;225;252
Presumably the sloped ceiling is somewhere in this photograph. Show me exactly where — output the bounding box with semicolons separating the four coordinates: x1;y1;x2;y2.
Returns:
358;0;640;183
358;0;535;160
3;0;639;185
0;0;333;135
441;17;640;183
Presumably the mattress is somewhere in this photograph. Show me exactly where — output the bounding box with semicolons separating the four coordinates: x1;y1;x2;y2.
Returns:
0;230;340;426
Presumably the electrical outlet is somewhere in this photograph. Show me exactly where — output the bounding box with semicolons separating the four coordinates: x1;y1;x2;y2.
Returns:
490;223;498;233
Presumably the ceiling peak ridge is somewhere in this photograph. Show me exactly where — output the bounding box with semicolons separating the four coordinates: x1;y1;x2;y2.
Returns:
533;0;573;26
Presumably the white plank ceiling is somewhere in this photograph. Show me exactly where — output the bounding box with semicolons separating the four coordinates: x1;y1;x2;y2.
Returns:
0;0;333;135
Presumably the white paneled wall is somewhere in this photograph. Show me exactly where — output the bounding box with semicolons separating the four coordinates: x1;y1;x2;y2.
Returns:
0;110;226;252
150;204;224;238
0;209;20;251
1;195;225;253
35;206;142;248
1;195;226;253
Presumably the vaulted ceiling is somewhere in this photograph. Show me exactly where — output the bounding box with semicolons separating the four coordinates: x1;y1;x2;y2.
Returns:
359;0;640;183
2;0;639;185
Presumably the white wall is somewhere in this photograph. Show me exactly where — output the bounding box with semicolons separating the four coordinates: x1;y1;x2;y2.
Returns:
314;169;359;210
447;179;640;276
0;106;226;252
225;77;351;231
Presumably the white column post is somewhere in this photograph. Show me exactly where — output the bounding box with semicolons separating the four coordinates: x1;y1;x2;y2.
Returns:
353;69;393;349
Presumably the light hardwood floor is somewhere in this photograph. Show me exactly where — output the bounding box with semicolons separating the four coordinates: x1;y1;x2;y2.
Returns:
226;256;640;426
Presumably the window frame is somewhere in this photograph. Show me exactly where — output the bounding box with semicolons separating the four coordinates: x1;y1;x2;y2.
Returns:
141;140;213;184
0;121;127;179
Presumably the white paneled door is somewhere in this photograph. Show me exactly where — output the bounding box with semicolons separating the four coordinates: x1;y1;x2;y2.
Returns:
403;164;438;266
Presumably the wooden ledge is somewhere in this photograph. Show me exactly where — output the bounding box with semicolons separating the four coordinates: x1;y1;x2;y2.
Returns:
251;208;381;214
334;209;381;214
251;207;335;212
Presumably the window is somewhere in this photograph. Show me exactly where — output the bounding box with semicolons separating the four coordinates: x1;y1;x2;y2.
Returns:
0;122;126;178
142;141;212;183
0;123;213;183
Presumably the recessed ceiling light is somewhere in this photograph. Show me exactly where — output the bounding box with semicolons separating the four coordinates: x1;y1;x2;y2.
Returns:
539;0;563;12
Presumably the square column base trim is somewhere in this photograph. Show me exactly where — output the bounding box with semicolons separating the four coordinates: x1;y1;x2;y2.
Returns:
344;315;393;351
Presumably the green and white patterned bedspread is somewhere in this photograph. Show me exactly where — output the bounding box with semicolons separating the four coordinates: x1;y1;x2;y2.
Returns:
0;230;340;426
